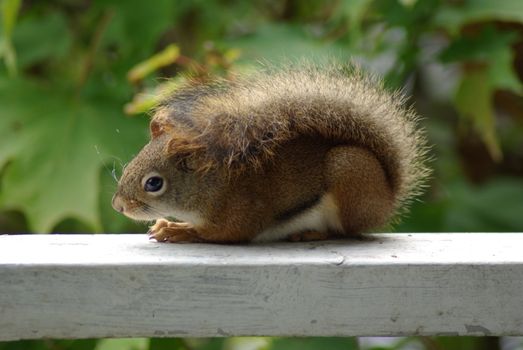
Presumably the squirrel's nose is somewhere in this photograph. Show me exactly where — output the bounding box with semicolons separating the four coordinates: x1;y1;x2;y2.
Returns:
111;194;125;213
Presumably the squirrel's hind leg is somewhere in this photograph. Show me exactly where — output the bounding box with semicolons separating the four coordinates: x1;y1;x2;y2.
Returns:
325;146;395;235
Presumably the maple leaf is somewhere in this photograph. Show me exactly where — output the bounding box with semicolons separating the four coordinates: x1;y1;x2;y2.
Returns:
0;78;148;232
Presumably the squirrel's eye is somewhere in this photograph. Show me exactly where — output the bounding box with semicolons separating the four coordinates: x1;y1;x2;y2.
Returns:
144;176;164;192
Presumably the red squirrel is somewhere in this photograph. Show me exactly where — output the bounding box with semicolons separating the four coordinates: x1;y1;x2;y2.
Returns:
112;64;429;243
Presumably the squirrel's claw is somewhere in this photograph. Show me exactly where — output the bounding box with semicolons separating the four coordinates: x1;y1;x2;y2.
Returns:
148;218;170;235
148;219;202;243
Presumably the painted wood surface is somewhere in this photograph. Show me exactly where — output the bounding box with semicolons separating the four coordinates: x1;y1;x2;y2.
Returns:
1;233;522;340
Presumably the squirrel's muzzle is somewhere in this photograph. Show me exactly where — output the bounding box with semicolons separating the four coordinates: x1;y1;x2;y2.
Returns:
111;194;125;213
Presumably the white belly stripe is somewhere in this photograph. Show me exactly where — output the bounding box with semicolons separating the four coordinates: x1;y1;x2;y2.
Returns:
253;193;342;242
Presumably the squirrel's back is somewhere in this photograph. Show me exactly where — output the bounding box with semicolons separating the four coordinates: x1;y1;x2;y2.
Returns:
155;64;429;217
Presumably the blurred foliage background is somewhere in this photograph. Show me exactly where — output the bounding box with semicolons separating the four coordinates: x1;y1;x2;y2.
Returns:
1;0;523;349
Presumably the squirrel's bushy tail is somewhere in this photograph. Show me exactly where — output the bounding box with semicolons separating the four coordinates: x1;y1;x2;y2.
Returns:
157;63;430;216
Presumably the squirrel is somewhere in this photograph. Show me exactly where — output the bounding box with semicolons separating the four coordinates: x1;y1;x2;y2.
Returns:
112;63;429;243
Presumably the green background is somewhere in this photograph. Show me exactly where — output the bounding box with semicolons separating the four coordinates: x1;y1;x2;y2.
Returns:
1;0;523;349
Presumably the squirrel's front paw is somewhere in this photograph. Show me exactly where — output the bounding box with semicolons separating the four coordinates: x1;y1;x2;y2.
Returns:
148;219;203;243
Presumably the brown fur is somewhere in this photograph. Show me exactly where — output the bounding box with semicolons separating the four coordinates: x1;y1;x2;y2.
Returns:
114;63;430;243
155;64;429;216
325;146;394;233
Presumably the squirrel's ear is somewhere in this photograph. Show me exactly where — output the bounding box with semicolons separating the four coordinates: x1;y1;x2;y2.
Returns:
150;118;175;139
150;119;164;139
150;108;176;139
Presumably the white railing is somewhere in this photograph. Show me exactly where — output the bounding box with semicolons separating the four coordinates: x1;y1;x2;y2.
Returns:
1;233;522;340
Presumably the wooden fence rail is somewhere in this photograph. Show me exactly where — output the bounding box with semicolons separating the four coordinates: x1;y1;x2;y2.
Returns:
1;233;522;340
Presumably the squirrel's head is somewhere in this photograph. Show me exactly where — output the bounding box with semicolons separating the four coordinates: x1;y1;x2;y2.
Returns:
112;118;206;222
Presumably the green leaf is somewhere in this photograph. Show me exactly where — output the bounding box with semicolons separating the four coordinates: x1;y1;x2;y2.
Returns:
1;0;21;37
487;44;523;94
54;339;99;350
270;337;358;350
336;0;373;45
11;11;72;69
148;338;185;350
395;199;448;233
127;44;180;83
440;26;523;95
0;339;98;350
373;0;439;28
398;178;523;233
94;0;177;58
96;339;148;350
226;24;351;63
435;0;523;34
455;67;501;161
125;76;187;115
225;338;270;350
0;0;21;76
444;26;522;159
440;26;518;63
0;340;47;350
193;339;225;350
444;178;523;232
0;77;148;233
